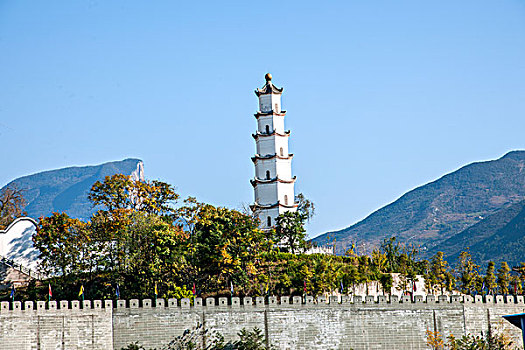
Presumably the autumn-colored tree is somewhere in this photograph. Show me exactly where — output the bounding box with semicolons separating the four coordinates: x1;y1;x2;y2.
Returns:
0;184;26;230
88;174;178;215
33;212;90;276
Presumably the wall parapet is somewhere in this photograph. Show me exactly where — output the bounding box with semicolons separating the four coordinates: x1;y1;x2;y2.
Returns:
2;294;524;314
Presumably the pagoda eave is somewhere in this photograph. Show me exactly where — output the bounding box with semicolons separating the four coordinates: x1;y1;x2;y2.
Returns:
251;202;299;210
251;153;294;163
250;176;297;187
252;130;291;140
254;111;287;118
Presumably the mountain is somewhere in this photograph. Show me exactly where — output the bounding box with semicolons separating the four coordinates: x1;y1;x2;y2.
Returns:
312;151;525;260
437;200;525;266
2;159;144;221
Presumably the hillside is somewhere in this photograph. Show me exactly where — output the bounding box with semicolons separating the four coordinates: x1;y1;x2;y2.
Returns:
312;151;525;258
438;200;525;266
1;159;144;221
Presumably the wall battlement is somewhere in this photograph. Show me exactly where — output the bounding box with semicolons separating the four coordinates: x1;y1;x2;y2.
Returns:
1;294;524;314
2;295;525;350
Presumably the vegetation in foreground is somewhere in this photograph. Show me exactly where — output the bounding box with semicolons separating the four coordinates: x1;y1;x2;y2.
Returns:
0;174;524;302
121;326;274;350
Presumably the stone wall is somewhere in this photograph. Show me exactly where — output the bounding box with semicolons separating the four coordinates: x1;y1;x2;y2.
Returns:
1;295;525;350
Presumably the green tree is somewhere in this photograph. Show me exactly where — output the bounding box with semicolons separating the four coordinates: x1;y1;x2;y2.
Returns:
430;252;449;295
457;250;479;294
484;261;497;295
497;262;511;295
295;193;315;221
273;211;308;254
192;204;265;293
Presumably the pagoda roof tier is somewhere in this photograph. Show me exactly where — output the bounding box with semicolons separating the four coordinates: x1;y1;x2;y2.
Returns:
250;201;299;211
254;111;287;118
250;176;297;187
252;130;290;140
251;153;294;163
254;79;283;96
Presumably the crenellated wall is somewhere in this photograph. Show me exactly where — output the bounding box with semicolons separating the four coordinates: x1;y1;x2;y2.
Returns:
1;295;525;350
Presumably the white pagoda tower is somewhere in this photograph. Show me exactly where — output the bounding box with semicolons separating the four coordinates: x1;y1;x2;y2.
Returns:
250;73;297;229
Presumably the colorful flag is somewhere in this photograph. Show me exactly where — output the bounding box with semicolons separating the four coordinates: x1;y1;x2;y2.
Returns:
514;283;517;294
340;280;344;294
78;285;84;298
230;281;234;296
303;280;307;294
48;284;52;301
115;284;120;299
481;282;485;291
192;283;196;296
265;283;269;295
10;285;15;300
413;281;417;292
154;283;158;296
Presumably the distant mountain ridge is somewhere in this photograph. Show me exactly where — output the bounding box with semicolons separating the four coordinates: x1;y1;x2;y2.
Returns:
312;151;525;264
2;159;144;221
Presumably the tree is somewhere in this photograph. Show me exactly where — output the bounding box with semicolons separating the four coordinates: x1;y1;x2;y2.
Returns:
295;193;315;221
33;212;90;276
273;211;308;254
497;262;511;295
457;250;479;294
0;184;26;230
192;204;265;292
88;174;178;216
484;261;497;295
430;252;449;295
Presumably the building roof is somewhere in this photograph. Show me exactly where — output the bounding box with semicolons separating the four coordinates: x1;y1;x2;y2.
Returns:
254;74;283;96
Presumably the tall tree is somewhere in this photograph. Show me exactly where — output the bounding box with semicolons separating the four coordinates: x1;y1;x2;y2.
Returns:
457;250;479;294
273;211;308;254
0;184;26;230
497;262;511;294
484;261;497;294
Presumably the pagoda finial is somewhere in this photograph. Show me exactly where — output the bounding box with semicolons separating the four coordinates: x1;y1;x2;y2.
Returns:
265;73;272;82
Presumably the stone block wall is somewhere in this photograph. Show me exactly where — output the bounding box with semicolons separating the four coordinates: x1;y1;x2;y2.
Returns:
1;295;525;350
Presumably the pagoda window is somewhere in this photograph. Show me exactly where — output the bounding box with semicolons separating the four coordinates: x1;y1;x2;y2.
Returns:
265;125;270;134
267;216;272;227
274;103;279;112
266;170;270;180
284;195;288;205
280;147;284;156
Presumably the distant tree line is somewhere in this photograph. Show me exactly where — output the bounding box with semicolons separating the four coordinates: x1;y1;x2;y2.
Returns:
0;174;524;302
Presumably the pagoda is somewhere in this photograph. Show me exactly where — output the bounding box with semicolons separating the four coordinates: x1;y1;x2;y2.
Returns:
250;74;297;229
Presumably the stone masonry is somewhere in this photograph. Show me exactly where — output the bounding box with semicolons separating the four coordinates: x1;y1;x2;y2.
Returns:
1;295;525;350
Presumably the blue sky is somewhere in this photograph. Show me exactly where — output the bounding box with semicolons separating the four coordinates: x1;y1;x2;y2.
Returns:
1;1;524;237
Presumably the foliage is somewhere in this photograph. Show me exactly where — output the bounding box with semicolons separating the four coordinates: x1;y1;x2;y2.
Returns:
484;262;497;295
121;326;273;350
0;183;26;230
457;250;479;294
273;211;308;254
88;174;179;216
497;262;511;295
426;329;444;350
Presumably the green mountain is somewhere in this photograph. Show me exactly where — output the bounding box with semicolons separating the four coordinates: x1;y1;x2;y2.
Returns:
437;200;525;266
312;151;525;261
2;159;144;221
